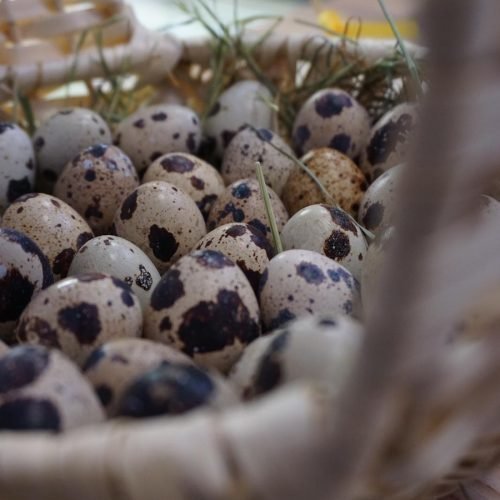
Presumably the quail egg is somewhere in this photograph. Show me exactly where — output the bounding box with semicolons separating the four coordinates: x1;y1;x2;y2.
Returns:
2;193;94;280
112;181;206;274
114;104;202;173
259;249;360;331
0;122;35;213
54;144;139;234
144;249;261;373
281;205;368;281
0;345;104;432
292;88;370;159
16;273;143;366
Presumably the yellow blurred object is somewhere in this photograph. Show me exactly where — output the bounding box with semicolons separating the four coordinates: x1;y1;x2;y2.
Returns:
319;10;418;40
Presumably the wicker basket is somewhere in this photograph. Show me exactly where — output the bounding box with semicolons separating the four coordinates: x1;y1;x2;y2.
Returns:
2;1;500;499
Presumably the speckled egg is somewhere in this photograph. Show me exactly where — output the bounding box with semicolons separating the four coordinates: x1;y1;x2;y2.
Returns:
33;108;112;189
230;314;363;399
54;144;139;234
2;193;94;280
195;223;274;294
360;102;417;180
207;178;288;243
144;249;261;373
0;123;35;213
113;181;206;274
68;235;160;311
221;127;295;196
292;88;370;159
116;361;238;419
204;80;273;158
114;104;202;173
0;228;54;343
83;338;193;416
280;205;368;281
358;164;404;236
282;148;367;217
259;249;360;331
143;152;224;219
0;345;104;432
16;273;143;366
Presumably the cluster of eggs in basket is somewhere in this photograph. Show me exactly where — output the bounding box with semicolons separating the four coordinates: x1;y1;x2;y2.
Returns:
0;80;416;432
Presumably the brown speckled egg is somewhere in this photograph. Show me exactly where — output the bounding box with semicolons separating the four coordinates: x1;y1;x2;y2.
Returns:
2;193;94;280
360;102;417;181
358;164;403;236
207;178;288;243
282;148;367;217
292;88;370;159
143;152;224;219
113;181;206;274
0;228;54;343
54;144;139;234
0;345;104;432
114;105;202;173
0;122;36;213
68;235;160;311
230;314;363;399
16;273;143;366
204;80;273;158
259;249;360;331
195;223;274;294
33;108;111;190
280;205;368;281
144;249;261;373
83;338;193;416
221;127;295;196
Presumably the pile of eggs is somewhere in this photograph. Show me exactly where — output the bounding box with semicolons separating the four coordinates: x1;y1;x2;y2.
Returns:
0;80;418;432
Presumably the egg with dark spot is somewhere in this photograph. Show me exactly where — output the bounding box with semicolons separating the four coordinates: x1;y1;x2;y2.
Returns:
230;314;363;399
2;193;94;280
281;204;368;280
16;274;142;366
54;145;139;234
259;249;360;331
143;153;224;219
144;249;260;373
0;345;103;431
68;235;160;311
0;123;36;213
0;228;54;343
32;108;112;191
292;88;370;159
207;179;288;244
114;105;202;173
113;181;206;274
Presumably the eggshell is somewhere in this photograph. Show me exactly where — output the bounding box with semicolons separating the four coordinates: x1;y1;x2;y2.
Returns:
113;181;206;274
2;193;94;280
207;178;288;243
0;123;35;213
204;80;273;158
281;204;368;281
144;249;261;373
68;235;160;311
33;107;111;189
0;345;104;431
0;227;54;343
114;104;202;173
16;273;143;366
282;148;367;217
143;152;224;219
221;127;295;196
292;88;370;159
259;249;360;331
54;144;139;234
